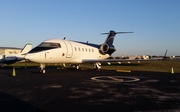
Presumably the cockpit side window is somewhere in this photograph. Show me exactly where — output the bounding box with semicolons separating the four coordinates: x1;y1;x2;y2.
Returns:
29;42;61;53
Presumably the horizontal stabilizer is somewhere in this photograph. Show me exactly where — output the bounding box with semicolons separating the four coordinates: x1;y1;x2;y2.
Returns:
102;30;133;46
101;31;133;35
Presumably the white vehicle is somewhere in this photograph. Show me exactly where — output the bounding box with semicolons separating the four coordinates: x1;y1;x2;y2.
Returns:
25;30;133;73
0;43;32;66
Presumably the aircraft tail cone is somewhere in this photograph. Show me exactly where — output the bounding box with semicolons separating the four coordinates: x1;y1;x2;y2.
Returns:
171;67;174;74
12;67;16;76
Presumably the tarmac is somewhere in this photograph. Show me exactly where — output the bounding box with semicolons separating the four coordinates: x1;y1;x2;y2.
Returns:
0;67;180;112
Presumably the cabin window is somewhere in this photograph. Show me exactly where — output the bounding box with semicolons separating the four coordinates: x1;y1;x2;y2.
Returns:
74;47;77;51
89;49;91;52
92;49;94;52
82;48;84;52
85;48;87;52
78;48;80;51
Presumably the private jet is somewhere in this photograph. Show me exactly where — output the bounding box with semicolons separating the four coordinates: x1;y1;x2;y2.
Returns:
0;43;32;66
25;30;133;73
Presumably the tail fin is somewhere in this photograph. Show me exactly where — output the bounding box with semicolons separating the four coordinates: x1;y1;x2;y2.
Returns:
100;30;133;55
20;43;32;54
101;30;134;45
103;30;116;45
163;49;169;60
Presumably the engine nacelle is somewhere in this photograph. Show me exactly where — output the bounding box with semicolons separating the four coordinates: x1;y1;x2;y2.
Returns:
100;43;116;55
100;43;109;53
4;56;17;61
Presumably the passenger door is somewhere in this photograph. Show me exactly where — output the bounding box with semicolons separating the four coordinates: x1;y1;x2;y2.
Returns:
63;40;73;58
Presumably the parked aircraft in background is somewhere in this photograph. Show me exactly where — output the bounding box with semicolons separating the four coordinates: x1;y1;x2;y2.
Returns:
162;49;170;60
0;43;32;66
25;30;134;73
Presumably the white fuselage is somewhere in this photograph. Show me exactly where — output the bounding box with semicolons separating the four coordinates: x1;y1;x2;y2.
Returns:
25;39;110;64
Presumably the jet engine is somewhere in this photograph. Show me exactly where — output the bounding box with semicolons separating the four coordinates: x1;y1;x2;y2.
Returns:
100;43;109;53
100;43;116;54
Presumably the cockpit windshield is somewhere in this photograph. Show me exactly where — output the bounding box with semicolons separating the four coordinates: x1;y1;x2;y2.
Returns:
28;42;61;53
39;42;61;47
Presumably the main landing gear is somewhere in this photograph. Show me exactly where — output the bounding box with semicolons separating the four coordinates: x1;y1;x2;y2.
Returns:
70;64;80;70
40;63;46;74
71;63;102;70
93;62;101;70
39;63;101;74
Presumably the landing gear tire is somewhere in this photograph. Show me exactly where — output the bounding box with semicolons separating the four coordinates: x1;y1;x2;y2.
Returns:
93;63;101;70
70;64;80;70
40;69;46;74
76;65;80;70
40;63;46;74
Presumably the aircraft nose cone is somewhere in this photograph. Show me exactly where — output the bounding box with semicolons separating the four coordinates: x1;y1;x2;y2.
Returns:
25;54;34;61
25;54;36;61
25;53;43;63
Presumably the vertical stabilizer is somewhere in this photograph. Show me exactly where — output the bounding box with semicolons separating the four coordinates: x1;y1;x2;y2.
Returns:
102;30;133;45
104;30;116;45
163;49;169;60
100;30;133;55
20;43;32;54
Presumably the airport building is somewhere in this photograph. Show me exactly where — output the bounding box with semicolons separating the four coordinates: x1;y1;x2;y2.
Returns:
121;55;150;60
0;47;22;55
170;56;180;60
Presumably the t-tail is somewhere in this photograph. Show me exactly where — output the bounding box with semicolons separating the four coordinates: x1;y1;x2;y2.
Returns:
100;30;133;55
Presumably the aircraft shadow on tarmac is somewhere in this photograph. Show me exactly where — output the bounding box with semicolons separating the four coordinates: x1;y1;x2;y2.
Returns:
1;66;180;111
0;92;43;112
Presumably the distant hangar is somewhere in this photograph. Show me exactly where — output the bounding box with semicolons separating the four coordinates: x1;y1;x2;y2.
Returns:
0;47;22;55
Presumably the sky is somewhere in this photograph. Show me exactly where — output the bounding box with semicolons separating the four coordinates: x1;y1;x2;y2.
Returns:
0;0;180;56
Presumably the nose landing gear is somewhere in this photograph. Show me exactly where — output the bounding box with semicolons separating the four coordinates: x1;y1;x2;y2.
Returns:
40;63;46;74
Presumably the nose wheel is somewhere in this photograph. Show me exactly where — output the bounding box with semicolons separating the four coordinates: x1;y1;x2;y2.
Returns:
40;63;46;74
40;69;46;74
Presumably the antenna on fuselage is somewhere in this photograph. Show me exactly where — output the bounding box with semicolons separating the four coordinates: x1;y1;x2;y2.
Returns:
63;37;66;40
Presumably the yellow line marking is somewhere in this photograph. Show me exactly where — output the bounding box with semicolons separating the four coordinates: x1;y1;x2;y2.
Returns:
116;70;131;72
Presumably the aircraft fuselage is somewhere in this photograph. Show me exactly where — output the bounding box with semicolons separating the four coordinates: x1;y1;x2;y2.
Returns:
26;39;110;64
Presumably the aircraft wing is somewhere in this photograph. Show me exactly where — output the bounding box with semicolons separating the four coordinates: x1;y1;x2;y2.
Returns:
82;59;148;63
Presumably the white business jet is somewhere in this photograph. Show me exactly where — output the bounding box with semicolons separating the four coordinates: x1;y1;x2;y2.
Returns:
25;30;133;73
0;43;32;66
